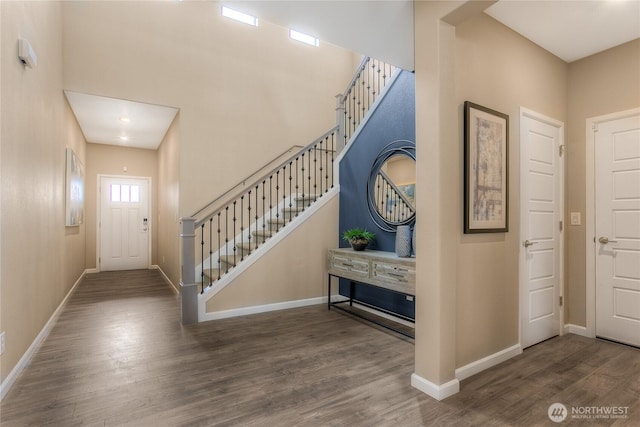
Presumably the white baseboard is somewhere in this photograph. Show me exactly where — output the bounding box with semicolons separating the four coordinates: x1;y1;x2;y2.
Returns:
200;296;326;322
0;269;87;401
411;373;460;401
455;344;522;381
564;323;591;338
151;265;179;294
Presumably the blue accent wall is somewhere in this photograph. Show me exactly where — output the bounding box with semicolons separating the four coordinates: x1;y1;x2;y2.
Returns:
338;70;416;318
339;70;416;251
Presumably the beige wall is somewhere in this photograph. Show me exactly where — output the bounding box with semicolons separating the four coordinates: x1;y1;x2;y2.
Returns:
454;13;567;366
157;114;181;289
1;1;86;383
85;144;159;270
206;195;338;312
565;39;640;326
62;1;360;218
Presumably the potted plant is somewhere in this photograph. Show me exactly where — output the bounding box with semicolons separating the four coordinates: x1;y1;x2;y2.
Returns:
342;228;376;251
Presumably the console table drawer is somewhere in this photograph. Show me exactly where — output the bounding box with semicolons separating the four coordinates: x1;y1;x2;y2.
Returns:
372;262;415;285
329;254;369;279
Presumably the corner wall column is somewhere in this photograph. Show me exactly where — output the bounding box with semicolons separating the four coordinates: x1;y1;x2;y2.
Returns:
412;0;469;401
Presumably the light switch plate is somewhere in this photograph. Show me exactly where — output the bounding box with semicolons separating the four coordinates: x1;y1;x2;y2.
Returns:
570;212;581;226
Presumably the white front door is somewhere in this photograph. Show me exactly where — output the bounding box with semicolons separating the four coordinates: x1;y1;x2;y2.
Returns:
520;109;564;348
100;176;150;271
595;113;640;347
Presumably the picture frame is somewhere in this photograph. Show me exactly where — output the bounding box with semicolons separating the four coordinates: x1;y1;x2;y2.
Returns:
464;101;509;233
65;147;84;226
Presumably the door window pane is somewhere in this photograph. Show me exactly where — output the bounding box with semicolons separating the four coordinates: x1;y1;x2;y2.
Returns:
121;185;130;202
111;184;121;202
110;183;140;203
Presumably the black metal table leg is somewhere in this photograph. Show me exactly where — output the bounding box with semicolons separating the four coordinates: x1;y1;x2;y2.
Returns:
327;273;331;310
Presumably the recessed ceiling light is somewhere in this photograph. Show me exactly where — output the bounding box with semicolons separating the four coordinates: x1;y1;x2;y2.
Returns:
119;117;130;123
119;136;129;141
222;6;258;26
289;29;319;47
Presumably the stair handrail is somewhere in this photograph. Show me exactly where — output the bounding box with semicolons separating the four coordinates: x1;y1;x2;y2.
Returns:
340;56;371;103
194;126;338;229
191;144;305;220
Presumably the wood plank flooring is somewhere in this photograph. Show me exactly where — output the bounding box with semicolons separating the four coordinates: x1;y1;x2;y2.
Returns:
1;269;639;426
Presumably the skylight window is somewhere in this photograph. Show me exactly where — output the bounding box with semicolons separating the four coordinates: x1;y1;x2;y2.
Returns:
289;29;319;47
222;6;258;26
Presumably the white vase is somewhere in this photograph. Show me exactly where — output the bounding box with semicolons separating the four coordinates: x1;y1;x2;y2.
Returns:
412;226;416;256
395;225;412;257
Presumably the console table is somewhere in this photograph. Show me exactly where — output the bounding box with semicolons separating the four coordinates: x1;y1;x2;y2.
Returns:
327;248;415;338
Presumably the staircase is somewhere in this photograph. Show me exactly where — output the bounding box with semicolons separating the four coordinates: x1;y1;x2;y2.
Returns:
179;57;398;323
201;192;320;283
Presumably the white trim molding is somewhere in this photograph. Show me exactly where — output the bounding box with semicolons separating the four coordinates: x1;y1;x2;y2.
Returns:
564;323;590;338
201;296;326;322
411;373;460;401
1;270;87;401
455;344;522;381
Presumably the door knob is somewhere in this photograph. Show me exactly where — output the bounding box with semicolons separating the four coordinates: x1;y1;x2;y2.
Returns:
523;240;538;248
598;236;618;244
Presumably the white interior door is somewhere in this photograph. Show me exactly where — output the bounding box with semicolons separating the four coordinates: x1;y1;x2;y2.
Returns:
595;113;640;347
520;109;563;348
100;176;150;271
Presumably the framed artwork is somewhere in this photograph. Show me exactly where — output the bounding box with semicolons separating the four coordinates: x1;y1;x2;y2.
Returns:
65;147;84;226
464;101;509;233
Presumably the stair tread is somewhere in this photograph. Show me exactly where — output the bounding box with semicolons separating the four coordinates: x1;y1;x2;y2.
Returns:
294;193;320;199
282;206;305;213
202;268;222;281
236;241;257;250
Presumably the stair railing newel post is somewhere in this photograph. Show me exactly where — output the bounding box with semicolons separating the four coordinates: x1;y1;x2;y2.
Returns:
179;217;198;324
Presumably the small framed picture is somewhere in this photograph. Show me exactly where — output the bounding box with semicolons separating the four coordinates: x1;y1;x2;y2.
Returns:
464;101;509;233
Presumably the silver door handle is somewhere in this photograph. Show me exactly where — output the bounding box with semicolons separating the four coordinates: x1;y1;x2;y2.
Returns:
598;236;618;244
523;240;538;247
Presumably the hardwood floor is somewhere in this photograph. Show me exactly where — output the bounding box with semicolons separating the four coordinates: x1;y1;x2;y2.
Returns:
1;269;638;426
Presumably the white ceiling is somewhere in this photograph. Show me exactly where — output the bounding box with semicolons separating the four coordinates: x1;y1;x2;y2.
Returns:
64;91;179;150
486;0;640;63
65;1;639;150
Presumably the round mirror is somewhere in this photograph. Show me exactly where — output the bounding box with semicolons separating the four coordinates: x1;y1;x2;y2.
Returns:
367;141;416;232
